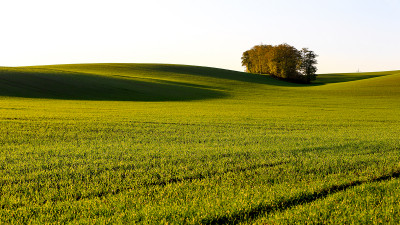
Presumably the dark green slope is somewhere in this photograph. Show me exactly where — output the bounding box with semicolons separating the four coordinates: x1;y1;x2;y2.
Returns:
0;66;228;101
1;63;399;101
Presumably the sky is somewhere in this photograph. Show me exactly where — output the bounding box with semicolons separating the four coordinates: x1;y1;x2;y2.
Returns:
0;0;399;73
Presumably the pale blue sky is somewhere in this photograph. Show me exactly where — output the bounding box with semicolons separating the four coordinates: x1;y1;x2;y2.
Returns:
1;0;399;73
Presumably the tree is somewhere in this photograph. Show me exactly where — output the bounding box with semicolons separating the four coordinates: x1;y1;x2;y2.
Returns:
299;48;318;82
241;50;252;72
241;44;274;74
269;43;301;80
241;44;318;83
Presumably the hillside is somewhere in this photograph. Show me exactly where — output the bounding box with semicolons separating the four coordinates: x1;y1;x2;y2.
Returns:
0;63;297;101
1;63;399;101
1;64;400;224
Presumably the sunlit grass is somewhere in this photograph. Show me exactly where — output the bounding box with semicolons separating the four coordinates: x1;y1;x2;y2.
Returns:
0;64;399;224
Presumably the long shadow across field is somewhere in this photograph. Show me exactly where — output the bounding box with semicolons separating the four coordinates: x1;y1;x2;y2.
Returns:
313;73;392;85
201;169;400;224
19;64;396;90
36;63;301;87
132;64;303;87
0;160;290;204
0;68;227;101
130;64;393;87
2;64;395;101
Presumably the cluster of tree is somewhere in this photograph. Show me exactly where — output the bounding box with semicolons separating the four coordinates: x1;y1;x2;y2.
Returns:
241;43;318;83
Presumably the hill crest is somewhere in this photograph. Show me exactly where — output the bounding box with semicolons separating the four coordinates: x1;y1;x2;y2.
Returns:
0;63;399;101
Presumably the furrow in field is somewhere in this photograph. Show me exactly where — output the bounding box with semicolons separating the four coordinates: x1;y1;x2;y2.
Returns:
145;161;289;187
201;169;400;224
0;161;289;208
73;161;289;201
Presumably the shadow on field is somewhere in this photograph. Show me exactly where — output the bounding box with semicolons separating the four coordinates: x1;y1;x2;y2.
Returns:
24;63;305;87
129;64;392;87
0;68;227;101
313;73;388;85
135;64;304;87
201;169;400;224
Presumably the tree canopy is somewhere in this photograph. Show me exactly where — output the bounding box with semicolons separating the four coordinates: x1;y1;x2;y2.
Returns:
241;44;318;83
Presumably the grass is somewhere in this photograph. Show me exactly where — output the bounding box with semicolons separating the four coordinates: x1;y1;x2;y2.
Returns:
0;63;399;224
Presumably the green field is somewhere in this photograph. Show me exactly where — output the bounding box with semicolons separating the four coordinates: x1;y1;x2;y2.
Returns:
1;64;399;224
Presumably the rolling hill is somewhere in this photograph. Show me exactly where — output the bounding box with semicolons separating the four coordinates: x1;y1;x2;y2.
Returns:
1;63;399;101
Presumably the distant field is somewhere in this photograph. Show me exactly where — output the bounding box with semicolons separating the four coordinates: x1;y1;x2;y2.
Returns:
0;64;399;224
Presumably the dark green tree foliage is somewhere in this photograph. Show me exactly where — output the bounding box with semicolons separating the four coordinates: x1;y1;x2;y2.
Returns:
242;44;318;83
299;48;318;82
